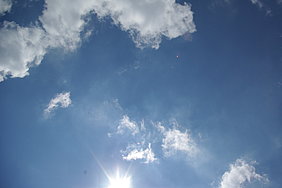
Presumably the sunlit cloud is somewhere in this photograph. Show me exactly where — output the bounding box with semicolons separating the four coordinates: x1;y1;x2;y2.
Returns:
219;158;269;188
122;143;157;163
110;113;201;163
92;0;196;49
117;115;140;135
44;92;72;117
0;0;195;82
155;122;199;158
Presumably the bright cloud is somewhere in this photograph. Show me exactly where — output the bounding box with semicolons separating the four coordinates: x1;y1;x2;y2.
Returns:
92;0;196;49
0;0;12;15
0;0;195;82
111;114;202;163
0;22;47;82
113;115;156;163
39;0;95;51
122;143;157;163
0;0;94;82
219;159;269;188
44;92;72;116
155;122;198;158
117;115;140;135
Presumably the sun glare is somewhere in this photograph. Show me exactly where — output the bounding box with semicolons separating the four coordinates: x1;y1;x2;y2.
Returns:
107;172;131;188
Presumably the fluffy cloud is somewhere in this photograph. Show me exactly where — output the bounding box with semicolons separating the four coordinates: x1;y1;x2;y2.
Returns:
92;0;196;49
117;115;140;135
39;0;95;51
155;122;198;158
219;159;268;188
44;92;72;116
0;22;47;82
122;143;157;163
0;0;195;82
0;0;12;15
0;0;94;82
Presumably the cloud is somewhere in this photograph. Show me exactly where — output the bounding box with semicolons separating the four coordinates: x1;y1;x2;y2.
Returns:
0;0;94;82
155;122;198;158
117;115;140;135
250;0;263;8
0;0;195;82
0;0;12;15
122;143;157;163
44;92;72;117
39;0;95;51
110;114;202;163
92;0;196;49
219;159;269;188
110;115;156;163
249;0;271;14
0;22;47;82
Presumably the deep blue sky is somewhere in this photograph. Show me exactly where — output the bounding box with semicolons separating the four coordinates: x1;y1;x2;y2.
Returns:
0;0;282;188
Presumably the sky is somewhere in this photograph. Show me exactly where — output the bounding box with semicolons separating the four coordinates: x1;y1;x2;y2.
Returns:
0;0;282;188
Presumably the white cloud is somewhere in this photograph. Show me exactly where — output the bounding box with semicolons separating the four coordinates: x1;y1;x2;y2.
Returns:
219;159;269;188
0;22;47;82
0;0;12;15
39;0;95;51
0;0;195;81
0;0;94;82
117;115;140;135
155;122;198;158
112;115;156;163
92;0;196;49
44;92;72;116
122;143;157;163
111;114;202;163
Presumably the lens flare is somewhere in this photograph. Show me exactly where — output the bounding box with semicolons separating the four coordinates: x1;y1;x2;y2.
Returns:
107;171;131;188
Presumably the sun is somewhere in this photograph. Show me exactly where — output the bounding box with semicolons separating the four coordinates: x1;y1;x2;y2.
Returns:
107;172;131;188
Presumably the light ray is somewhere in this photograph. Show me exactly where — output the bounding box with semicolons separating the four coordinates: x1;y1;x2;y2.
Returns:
107;169;131;188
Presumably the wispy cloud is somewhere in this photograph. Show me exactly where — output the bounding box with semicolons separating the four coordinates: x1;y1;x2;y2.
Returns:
0;0;195;82
250;0;263;8
122;143;157;163
219;159;269;188
249;0;271;14
111;112;200;163
155;122;198;158
0;0;12;15
117;115;140;135
44;92;72;117
110;114;156;163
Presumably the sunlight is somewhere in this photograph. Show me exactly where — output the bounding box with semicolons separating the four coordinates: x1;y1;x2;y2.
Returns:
107;171;131;188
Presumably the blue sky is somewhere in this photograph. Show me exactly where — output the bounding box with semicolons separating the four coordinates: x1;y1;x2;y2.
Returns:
0;0;282;188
